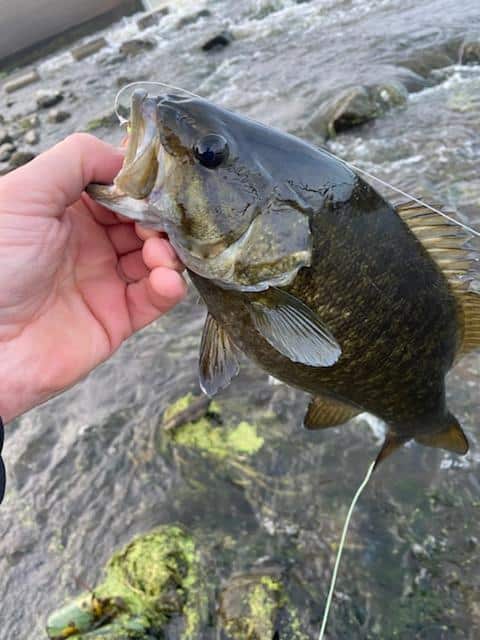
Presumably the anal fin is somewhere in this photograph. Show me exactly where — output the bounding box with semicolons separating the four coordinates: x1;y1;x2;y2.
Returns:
303;395;362;430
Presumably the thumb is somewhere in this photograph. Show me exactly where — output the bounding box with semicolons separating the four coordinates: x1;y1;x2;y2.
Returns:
0;133;124;218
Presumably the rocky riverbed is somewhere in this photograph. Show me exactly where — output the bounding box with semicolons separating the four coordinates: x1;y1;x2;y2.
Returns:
0;0;479;638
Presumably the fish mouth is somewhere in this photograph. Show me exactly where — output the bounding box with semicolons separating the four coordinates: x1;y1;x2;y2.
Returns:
86;89;166;223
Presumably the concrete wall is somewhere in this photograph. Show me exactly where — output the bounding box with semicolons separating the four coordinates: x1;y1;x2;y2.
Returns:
0;0;142;60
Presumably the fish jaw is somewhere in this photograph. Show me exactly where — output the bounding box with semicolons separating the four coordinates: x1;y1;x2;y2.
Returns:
86;89;170;229
85;183;155;223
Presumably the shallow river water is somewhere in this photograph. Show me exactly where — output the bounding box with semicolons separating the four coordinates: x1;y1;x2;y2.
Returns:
1;0;480;638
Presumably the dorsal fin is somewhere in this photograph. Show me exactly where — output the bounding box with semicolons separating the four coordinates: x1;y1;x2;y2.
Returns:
395;200;480;355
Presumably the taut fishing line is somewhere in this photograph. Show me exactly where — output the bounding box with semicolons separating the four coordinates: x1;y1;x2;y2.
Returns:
317;460;376;640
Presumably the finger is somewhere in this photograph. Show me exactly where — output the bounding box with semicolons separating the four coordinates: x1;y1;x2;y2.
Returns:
1;133;124;217
107;224;144;255
135;223;158;241
143;237;184;271
118;250;150;283
126;267;187;331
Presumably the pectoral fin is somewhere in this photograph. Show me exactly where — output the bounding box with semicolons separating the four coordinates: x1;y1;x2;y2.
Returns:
303;395;361;429
414;414;469;455
248;288;341;367
199;314;240;397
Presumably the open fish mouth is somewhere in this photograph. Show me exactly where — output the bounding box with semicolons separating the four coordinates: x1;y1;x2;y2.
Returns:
86;89;166;223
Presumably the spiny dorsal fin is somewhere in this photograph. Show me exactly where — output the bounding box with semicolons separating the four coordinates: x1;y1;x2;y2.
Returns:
395;200;480;355
303;395;362;430
414;413;469;455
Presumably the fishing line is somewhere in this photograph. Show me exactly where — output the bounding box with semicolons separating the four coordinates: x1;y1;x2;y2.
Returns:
114;81;203;125
318;459;376;640
343;162;480;239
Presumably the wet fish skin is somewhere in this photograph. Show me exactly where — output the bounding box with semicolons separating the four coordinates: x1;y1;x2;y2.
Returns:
87;89;480;463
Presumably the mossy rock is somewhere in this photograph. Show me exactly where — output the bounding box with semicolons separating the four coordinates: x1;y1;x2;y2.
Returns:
46;526;208;640
219;572;308;640
165;393;264;460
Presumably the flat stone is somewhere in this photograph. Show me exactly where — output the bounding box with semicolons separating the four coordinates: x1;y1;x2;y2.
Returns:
8;150;35;168
0;142;16;162
3;69;40;94
47;109;71;123
137;7;169;30
119;38;155;57
71;37;107;61
36;89;63;109
201;31;234;52
24;129;40;145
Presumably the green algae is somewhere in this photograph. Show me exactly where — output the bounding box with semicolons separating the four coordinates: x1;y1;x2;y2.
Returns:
219;573;308;640
46;526;207;640
173;419;264;459
165;393;264;460
163;392;197;423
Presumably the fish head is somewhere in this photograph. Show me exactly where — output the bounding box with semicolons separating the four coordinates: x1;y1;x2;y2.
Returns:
88;88;354;290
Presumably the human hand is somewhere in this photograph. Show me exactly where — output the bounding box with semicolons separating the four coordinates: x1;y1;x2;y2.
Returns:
0;133;186;422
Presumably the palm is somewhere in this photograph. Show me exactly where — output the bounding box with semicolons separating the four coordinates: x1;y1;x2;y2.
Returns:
0;134;185;421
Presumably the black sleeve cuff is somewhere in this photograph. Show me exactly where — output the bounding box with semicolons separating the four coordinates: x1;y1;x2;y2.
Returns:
0;417;5;504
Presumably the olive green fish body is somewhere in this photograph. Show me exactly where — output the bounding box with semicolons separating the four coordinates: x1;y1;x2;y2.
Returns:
190;178;459;434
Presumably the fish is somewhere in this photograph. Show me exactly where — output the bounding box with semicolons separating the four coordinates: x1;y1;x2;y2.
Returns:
87;88;480;466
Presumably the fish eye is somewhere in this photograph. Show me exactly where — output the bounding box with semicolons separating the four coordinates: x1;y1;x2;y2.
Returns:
193;134;229;169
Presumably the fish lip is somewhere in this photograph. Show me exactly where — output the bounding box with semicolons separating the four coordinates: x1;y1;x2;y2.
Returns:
113;89;162;199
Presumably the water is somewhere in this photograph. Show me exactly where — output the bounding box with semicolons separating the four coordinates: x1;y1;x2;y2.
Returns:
1;1;479;638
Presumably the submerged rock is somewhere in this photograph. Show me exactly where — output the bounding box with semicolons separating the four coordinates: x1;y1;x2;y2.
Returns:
47;109;71;124
137;7;170;31
3;69;40;94
35;89;64;109
71;37;107;62
18;113;40;130
307;81;408;140
119;39;156;57
0;127;13;144
46;526;208;640
24;129;39;145
177;9;212;29
0;142;15;162
219;572;308;640
201;31;234;52
8;150;35;168
460;38;480;65
85;110;118;132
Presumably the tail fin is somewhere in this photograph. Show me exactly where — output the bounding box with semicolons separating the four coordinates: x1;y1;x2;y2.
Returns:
373;413;469;470
414;413;469;455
